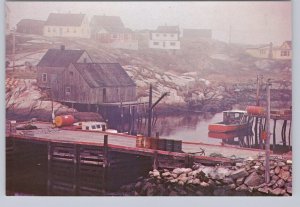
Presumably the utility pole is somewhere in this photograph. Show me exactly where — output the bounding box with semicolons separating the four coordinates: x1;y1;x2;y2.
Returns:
265;80;271;183
147;84;153;137
147;84;169;137
256;75;263;106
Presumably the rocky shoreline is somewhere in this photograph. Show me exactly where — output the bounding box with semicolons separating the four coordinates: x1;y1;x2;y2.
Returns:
118;157;292;196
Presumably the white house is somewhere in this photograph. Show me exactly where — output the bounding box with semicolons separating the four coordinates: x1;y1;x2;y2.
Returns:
149;26;180;50
43;13;90;38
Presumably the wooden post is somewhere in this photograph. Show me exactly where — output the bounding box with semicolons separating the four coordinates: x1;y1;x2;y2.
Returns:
254;117;258;145
47;142;52;195
273;119;277;151
265;81;271;184
288;120;292;150
153;151;158;170
103;135;109;191
147;84;153;137
155;132;159;139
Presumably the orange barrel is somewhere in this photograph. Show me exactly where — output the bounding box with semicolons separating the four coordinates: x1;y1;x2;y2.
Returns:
144;137;151;149
173;140;182;152
246;106;265;115
150;138;158;150
165;139;174;152
136;135;144;148
55;115;75;127
158;139;166;151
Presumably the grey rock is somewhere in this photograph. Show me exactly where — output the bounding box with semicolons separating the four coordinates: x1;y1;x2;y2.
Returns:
274;166;280;174
278;170;290;181
231;168;249;180
228;183;236;190
244;172;264;187
276;179;285;188
282;165;289;171
134;181;143;191
236;162;243;167
222;177;234;184
272;175;279;181
236;177;245;186
162;172;171;177
192;178;201;185
200;182;209;187
278;161;286;167
195;190;205;196
236;184;248;191
258;186;270;194
270;188;282;196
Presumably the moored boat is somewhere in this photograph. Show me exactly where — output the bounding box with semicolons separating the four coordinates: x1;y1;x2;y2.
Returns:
208;110;248;133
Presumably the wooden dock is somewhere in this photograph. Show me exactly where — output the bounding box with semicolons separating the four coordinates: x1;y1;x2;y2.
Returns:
6;121;292;195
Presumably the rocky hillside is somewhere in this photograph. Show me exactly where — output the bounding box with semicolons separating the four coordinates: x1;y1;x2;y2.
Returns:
6;33;292;113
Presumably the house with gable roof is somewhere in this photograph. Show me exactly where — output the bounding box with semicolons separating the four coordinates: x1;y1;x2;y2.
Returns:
149;25;181;50
43;13;90;38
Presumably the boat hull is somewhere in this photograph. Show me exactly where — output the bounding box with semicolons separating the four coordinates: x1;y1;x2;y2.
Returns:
208;122;248;133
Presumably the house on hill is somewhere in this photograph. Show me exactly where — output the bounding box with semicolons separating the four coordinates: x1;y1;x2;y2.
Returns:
36;46;136;105
90;15;138;50
43;13;90;38
16;19;45;35
245;41;292;60
149;25;180;50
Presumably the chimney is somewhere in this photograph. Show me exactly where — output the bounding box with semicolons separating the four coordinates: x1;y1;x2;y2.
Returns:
61;45;65;50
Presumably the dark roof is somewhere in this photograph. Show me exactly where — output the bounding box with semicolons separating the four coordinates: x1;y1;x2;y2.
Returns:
73;63;136;88
155;26;179;33
17;19;45;27
37;48;85;67
45;13;85;26
91;15;124;30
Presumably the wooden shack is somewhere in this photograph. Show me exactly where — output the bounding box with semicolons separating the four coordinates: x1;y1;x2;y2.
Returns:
16;19;45;35
37;46;136;106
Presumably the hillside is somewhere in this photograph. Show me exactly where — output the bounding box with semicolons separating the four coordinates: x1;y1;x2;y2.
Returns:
6;33;292;114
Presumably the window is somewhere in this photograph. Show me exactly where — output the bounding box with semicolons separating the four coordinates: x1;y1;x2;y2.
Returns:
69;71;74;76
281;50;290;57
67;28;69;33
96;124;101;128
91;125;96;129
65;87;71;95
153;42;159;46
74;29;76;33
53;28;56;32
170;42;176;46
156;33;160;37
112;34;118;39
42;73;47;82
48;27;51;32
170;34;174;37
163;34;167;37
86;126;89;130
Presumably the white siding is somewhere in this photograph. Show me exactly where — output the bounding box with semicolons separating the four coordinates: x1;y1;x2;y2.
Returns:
149;40;180;50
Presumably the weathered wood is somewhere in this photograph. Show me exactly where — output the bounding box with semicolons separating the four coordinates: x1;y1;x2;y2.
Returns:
273;119;277;151
153;150;158;170
288;120;292;150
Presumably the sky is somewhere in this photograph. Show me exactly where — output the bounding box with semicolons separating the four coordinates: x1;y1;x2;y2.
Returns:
6;1;292;45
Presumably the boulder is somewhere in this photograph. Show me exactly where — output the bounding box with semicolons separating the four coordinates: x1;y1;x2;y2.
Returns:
169;191;179;196
236;162;243;167
278;161;286;167
278;170;290;181
200;182;209;187
152;169;160;177
258;186;269;194
282;166;289;171
270;188;282;196
276;179;285;188
231;168;249;180
162;172;171;177
244;172;264;187
192;178;201;185
272;175;279;181
236;177;245;186
222;177;234;185
274;166;280;174
235;184;248;192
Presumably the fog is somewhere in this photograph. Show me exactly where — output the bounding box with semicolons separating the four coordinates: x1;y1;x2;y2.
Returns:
7;1;291;45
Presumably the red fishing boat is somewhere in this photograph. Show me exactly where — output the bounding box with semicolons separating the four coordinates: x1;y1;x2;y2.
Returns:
208;110;248;133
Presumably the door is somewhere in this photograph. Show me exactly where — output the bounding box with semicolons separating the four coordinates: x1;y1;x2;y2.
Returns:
103;88;106;103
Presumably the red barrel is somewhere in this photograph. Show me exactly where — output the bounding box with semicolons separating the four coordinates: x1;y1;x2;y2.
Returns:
55;115;75;127
246;106;265;115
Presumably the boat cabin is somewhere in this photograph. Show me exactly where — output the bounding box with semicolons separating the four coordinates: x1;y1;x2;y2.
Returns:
223;110;247;124
80;122;107;131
